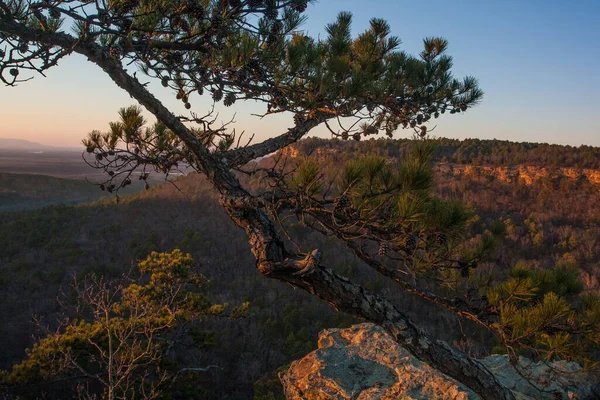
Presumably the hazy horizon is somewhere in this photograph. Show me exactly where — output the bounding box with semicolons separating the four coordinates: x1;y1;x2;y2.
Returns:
1;0;598;148
1;134;599;150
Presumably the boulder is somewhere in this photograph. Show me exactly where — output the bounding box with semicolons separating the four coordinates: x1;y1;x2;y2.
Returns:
280;323;598;400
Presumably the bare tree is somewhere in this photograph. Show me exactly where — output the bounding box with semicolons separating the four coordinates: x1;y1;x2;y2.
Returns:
1;250;242;399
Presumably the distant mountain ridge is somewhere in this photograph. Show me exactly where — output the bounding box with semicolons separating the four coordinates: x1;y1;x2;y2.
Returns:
0;138;77;151
290;137;600;169
0;172;143;212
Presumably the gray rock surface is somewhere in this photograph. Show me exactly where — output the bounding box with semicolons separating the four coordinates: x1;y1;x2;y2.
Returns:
279;323;599;400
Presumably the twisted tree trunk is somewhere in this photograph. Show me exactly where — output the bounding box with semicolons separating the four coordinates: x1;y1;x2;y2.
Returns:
0;17;515;400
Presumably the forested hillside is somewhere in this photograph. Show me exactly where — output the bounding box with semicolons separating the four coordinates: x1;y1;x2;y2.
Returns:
0;173;359;399
1;138;599;399
293;137;600;168
288;137;600;277
0;173;141;212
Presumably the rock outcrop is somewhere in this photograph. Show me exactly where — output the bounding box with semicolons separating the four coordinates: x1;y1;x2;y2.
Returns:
280;323;599;400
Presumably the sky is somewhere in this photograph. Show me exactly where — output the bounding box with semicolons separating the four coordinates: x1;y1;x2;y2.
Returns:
0;0;599;148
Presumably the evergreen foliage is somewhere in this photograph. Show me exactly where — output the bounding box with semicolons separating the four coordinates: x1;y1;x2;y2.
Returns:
0;250;247;399
279;139;600;369
276;139;494;281
486;260;600;365
2;1;598;398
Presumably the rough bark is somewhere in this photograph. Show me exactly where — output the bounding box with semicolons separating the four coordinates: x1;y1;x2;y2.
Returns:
222;118;322;167
0;17;515;400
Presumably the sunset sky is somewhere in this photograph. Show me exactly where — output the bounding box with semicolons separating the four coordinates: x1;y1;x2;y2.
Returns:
0;0;598;148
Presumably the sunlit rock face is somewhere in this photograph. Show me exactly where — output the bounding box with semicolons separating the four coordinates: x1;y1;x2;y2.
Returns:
279;323;599;400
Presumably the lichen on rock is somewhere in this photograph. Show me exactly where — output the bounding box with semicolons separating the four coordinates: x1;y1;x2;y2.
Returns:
279;323;599;400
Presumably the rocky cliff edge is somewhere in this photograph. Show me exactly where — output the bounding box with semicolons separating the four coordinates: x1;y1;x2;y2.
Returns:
280;323;599;400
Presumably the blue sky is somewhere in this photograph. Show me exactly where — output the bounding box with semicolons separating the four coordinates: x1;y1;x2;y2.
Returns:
1;0;598;147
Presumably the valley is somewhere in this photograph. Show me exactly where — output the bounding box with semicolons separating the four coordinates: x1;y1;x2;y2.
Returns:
0;138;598;399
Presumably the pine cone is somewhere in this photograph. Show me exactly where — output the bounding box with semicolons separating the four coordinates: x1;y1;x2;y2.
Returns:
237;68;248;82
247;58;261;72
109;44;122;57
171;52;183;64
275;94;288;108
270;20;283;34
293;113;305;126
120;18;134;30
247;0;264;9
49;8;61;19
265;0;278;20
266;32;278;46
337;195;351;208
405;234;418;251
185;2;205;20
211;12;223;29
223;93;236;106
291;0;308;12
366;126;378;135
436;232;448;246
126;0;140;12
212;89;224;102
378;242;389;257
97;9;110;24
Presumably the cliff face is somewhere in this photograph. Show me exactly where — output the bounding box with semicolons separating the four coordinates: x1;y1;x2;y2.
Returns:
280;324;598;400
440;164;600;186
281;143;600;187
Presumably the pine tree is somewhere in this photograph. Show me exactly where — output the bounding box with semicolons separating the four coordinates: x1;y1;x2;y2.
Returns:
0;250;248;399
2;2;597;399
